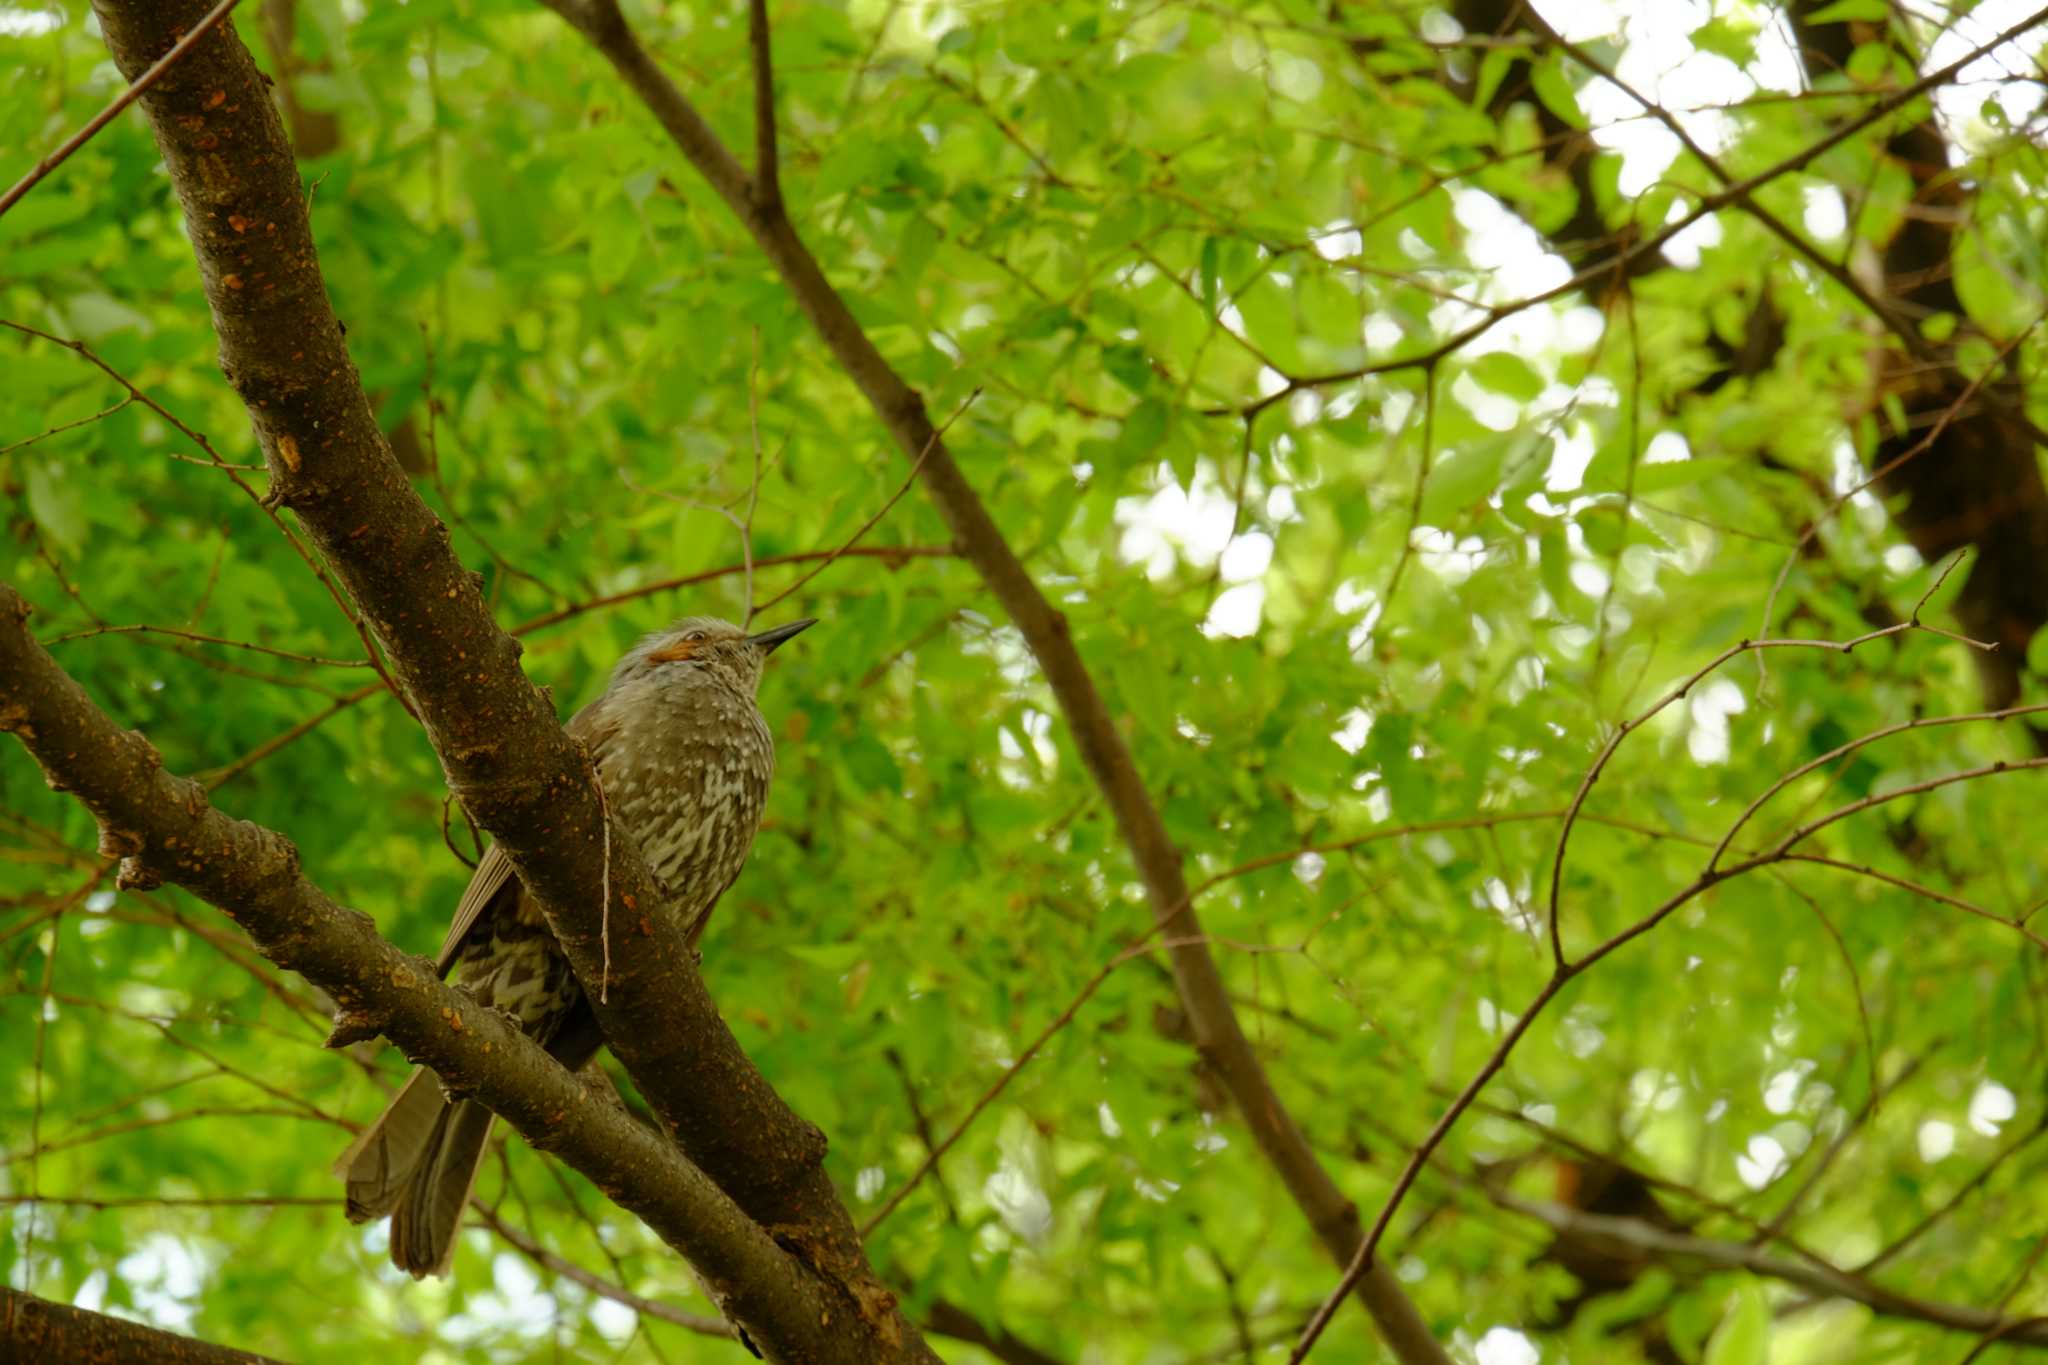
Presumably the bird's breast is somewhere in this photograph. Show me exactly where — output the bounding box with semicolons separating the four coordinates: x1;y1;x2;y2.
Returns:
597;689;774;908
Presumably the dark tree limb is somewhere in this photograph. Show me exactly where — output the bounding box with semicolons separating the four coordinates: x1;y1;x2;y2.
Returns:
256;0;341;159
1495;1194;2048;1349
532;2;1451;1361
1784;0;2048;719
1460;0;2048;721
921;1301;1071;1365
80;1;926;1357
0;585;852;1359
1447;0;1661;281
1;1287;284;1365
747;0;781;214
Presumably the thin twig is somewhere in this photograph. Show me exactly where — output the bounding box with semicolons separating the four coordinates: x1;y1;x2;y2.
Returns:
0;397;133;455
440;793;480;870
860;930;1180;1238
753;390;976;617
1549;548;1988;965
1758;316;2045;655
197;546;955;788
1291;629;2048;1362
741;329;765;623
0;0;243;221
0;318;414;716
44;622;371;668
1222;5;2048;423
471;1199;734;1338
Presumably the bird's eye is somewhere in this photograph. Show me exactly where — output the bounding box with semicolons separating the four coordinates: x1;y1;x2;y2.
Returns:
685;630;707;643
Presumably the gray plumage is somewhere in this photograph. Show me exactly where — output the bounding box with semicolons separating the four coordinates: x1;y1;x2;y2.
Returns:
334;614;814;1277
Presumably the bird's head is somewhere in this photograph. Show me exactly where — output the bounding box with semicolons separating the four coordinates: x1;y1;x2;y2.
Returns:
617;614;816;695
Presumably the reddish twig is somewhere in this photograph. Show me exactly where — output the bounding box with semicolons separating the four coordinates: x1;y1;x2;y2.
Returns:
0;318;414;716
752;392;974;617
0;0;243;221
0;396;133;455
44;622;371;668
860;931;1170;1239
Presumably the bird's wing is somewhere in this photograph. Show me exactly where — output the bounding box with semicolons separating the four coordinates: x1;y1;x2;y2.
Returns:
432;695;622;978
433;842;516;978
564;691;622;758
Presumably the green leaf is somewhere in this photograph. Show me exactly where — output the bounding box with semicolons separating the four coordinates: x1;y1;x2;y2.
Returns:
1702;1280;1770;1365
1468;351;1544;401
1233;274;1307;373
1529;58;1585;129
841;733;903;793
1632;457;1734;493
1102;344;1154;395
1421;435;1513;523
25;463;88;555
1690;18;1758;68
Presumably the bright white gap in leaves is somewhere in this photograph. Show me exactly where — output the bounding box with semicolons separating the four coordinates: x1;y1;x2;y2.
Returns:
1686;676;1747;765
589;1297;637;1344
443;1253;558;1343
113;1234;208;1332
1475;1325;1541;1365
0;9;63;37
1926;0;2048;141
1736;1133;1788;1189
1971;1082;2017;1136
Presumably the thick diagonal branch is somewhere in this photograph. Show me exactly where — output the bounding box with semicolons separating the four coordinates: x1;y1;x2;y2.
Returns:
83;2;923;1356
534;2;1449;1360
0;585;848;1357
2;1287;282;1365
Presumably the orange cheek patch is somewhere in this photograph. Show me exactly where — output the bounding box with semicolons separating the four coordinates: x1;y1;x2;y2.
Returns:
648;640;699;664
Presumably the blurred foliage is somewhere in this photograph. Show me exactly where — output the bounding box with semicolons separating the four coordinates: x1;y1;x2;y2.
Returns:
4;0;2048;1361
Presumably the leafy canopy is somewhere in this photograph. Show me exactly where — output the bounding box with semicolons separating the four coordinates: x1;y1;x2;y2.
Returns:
5;0;2048;1361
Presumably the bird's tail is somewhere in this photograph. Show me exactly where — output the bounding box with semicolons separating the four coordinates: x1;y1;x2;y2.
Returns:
333;1069;496;1278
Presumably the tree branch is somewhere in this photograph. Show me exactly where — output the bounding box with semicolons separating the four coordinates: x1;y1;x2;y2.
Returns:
532;2;1450;1360
2;1287;283;1365
0;584;849;1358
0;0;242;222
79;2;926;1357
1290;636;2048;1358
747;0;780;213
470;1200;737;1340
1494;1194;2048;1349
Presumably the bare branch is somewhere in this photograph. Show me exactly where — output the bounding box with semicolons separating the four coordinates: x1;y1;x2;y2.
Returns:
1292;623;2048;1360
534;3;1450;1358
0;583;846;1354
752;391;972;617
748;0;780;212
0;0;242;220
1;1287;282;1365
61;2;934;1353
1493;1194;2048;1349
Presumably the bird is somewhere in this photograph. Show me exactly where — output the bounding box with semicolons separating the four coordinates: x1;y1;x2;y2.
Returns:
333;614;816;1277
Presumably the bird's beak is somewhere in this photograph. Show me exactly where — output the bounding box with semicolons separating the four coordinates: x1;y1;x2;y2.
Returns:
748;618;817;655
